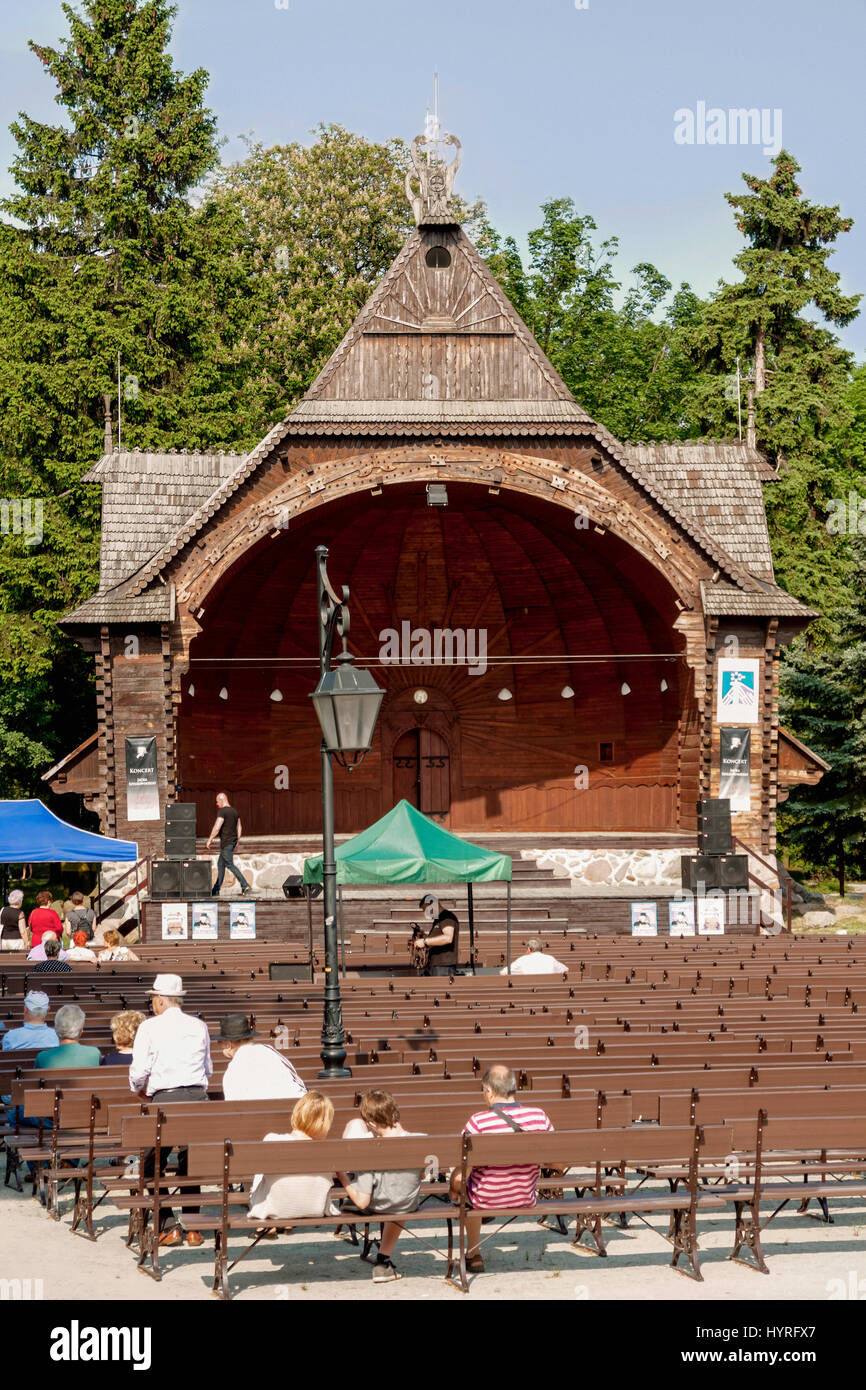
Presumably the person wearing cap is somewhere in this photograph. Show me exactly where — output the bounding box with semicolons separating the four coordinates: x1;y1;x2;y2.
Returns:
1;991;59;1051
412;894;460;976
129;974;212;1247
219;1014;307;1102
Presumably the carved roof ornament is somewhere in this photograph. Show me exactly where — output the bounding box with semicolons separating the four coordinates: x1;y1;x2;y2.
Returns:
405;77;461;226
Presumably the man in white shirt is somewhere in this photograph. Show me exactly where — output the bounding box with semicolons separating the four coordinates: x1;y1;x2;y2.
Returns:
500;938;568;977
130;974;212;1247
219;1014;306;1101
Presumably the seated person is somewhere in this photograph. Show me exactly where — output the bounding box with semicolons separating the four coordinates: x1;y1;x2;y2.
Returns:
102;1009;146;1065
248;1092;336;1227
219;1013;306;1100
97;928;139;963
500;938;568;976
27;931;68;963
337;1090;426;1283
35;1005;101;1069
449;1063;554;1275
32;935;72;973
66;931;98;964
1;991;59;1052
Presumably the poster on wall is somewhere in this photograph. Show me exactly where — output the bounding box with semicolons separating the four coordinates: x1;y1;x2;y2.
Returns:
229;902;256;940
630;901;658;936
191;903;218;941
716;659;760;725
697;896;725;935
668;898;696;936
719;727;752;812
161;902;188;941
125;736;160;821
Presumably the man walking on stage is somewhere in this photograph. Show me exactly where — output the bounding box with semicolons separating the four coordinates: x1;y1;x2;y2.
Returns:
206;792;252;897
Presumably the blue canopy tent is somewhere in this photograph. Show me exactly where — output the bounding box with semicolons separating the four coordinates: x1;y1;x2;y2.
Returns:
0;799;137;863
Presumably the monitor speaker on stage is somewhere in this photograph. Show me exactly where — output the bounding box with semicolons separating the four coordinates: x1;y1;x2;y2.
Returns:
151;859;183;899
182;858;212;898
681;855;720;891
282;874;322;900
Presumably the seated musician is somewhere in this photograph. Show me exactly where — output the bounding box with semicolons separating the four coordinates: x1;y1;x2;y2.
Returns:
411;894;459;977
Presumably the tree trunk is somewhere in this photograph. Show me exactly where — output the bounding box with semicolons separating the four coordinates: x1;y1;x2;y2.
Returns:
746;386;756;449
838;831;846;897
754;325;766;394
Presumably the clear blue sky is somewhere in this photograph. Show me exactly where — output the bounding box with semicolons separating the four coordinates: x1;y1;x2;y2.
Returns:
2;0;864;357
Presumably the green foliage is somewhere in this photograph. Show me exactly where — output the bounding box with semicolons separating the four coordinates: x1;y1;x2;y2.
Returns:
483;198;703;440
778;542;866;887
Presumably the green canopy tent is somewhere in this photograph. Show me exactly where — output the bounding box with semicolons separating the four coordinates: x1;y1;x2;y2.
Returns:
302;799;513;974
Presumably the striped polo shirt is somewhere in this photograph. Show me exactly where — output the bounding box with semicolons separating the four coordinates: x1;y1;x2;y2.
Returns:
464;1103;554;1208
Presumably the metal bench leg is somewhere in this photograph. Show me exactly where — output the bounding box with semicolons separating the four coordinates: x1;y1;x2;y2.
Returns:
4;1144;23;1193
729;1201;769;1274
670;1208;702;1281
212;1229;230;1300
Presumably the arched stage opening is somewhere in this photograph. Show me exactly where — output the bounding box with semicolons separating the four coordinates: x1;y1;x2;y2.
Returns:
177;480;693;836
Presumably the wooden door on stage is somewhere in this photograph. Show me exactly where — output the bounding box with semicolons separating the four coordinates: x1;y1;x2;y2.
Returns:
393;728;451;817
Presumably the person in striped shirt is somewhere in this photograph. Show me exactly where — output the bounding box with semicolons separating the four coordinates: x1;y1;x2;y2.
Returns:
450;1064;554;1274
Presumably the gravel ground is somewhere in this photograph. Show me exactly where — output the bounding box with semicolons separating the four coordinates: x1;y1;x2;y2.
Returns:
2;1170;865;1303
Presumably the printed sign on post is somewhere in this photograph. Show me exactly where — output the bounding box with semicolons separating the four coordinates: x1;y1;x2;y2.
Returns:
716;659;759;725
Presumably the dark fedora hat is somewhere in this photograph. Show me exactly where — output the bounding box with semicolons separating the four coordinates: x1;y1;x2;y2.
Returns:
219;1013;259;1041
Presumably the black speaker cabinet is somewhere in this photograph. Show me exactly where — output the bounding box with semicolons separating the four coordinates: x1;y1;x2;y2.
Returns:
165;802;197;826
717;854;749;889
151;859;182;899
697;798;733;855
165;833;197;861
681;855;721;891
282;875;322;900
182;858;212;897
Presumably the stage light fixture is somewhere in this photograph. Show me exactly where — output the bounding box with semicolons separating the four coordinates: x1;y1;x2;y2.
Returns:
219;686;228;700
621;682;631;696
497;688;513;701
270;688;284;702
660;678;668;692
426;483;448;507
561;686;575;699
413;689;428;705
187;684;195;697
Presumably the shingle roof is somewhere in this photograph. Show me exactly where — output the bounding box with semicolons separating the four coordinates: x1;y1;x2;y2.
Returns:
62;586;174;626
700;579;816;620
286;399;591;426
626;441;776;579
86;450;244;590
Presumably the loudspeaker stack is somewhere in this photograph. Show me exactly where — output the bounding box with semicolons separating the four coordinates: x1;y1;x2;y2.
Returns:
680;798;749;892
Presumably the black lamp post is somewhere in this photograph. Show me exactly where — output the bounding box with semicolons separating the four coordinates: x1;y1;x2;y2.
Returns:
310;545;384;1077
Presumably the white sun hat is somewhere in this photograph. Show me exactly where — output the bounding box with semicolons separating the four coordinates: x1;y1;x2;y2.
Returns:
146;973;185;997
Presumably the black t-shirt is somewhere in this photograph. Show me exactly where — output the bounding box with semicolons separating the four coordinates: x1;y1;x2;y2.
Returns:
102;1052;132;1066
218;806;240;846
426;909;459;969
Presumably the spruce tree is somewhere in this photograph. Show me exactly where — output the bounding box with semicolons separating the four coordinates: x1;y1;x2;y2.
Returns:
0;0;251;800
685;151;861;635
